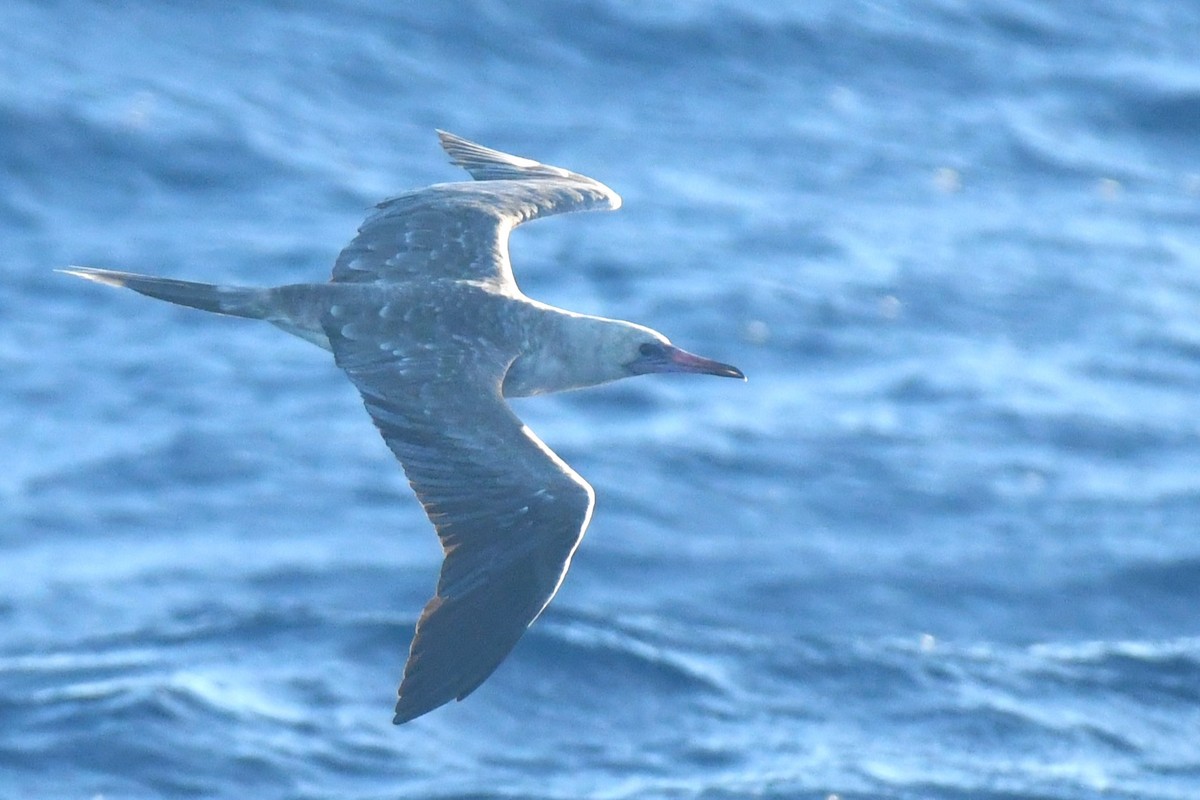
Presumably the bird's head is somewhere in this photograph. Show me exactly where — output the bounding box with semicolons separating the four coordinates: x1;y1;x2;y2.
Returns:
620;327;745;381
504;314;744;398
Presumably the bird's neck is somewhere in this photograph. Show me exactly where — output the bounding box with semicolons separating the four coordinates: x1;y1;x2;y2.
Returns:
502;307;636;398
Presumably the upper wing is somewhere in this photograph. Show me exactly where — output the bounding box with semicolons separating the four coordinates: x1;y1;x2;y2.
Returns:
325;316;595;724
331;130;622;286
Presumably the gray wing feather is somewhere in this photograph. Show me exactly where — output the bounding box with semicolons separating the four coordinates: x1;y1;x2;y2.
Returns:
330;131;621;286
324;316;594;724
437;129;573;181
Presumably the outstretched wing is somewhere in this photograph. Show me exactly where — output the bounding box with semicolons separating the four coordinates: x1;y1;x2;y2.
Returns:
331;130;621;286
324;315;595;724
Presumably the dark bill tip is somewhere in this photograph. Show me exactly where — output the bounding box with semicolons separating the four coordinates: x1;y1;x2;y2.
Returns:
663;345;746;380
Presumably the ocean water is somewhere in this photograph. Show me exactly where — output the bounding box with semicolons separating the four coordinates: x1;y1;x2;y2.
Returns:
3;1;1200;797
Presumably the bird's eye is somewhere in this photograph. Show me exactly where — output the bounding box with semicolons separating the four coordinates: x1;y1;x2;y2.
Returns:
639;342;660;357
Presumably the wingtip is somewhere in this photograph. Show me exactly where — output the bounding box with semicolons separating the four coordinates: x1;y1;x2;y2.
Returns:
393;679;436;725
435;128;482;159
392;698;413;725
57;266;130;288
392;694;436;725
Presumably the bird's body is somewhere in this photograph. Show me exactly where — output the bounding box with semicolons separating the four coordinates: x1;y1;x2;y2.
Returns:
63;131;743;724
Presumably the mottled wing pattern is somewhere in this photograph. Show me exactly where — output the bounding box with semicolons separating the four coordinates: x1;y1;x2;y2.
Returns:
324;316;595;724
330;131;621;286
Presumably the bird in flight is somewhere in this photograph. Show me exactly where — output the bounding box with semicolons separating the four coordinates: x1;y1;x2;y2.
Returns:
62;130;744;724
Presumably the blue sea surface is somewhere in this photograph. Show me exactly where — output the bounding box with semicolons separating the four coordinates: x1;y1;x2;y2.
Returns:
3;1;1200;797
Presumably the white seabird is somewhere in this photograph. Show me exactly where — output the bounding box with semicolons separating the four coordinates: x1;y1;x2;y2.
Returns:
62;130;744;724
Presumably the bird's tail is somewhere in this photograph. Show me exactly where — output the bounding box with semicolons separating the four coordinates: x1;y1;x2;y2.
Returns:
59;267;270;320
